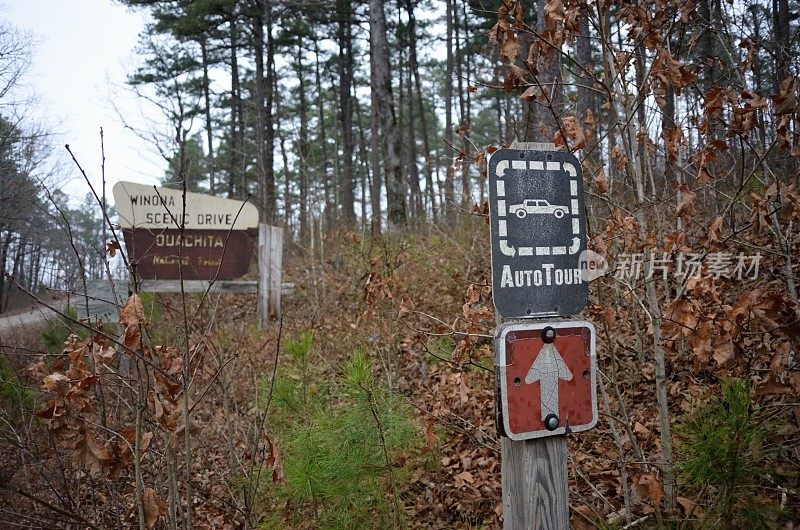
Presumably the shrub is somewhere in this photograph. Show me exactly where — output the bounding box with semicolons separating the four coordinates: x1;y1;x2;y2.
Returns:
259;333;419;529
675;379;785;528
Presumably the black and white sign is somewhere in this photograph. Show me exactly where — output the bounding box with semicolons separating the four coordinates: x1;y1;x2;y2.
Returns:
488;148;588;318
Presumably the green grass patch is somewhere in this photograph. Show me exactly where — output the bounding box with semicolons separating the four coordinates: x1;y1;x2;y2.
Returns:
0;354;34;411
258;332;420;529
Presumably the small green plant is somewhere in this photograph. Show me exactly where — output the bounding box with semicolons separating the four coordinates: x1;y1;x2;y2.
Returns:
41;306;89;353
259;333;419;529
0;354;34;411
675;379;784;528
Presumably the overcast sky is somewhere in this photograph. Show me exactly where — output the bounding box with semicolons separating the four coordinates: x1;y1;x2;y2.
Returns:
3;0;162;205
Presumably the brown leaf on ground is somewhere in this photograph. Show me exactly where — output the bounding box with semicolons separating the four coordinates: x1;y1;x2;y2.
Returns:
636;473;664;505
454;470;475;487
143;487;166;529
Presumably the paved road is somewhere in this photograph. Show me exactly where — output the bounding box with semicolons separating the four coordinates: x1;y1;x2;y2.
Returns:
0;301;65;335
0;281;124;337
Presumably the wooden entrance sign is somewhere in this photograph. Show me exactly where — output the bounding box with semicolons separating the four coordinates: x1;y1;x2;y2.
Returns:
113;181;284;326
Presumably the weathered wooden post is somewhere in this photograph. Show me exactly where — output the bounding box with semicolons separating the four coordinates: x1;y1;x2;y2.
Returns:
258;224;284;328
488;143;597;529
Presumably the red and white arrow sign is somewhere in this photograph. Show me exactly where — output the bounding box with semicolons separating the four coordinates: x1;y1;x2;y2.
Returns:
495;320;597;440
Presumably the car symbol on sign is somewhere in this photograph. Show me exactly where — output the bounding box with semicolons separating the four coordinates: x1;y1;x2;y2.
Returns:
509;199;569;219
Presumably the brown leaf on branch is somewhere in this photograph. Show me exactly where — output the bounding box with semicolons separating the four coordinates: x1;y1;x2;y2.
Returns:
544;0;565;28
43;372;69;393
500;29;520;63
553;116;586;150
264;434;285;484
675;186;696;218
106;240;120;257
595;167;608;194
520;84;539;102
120;294;145;350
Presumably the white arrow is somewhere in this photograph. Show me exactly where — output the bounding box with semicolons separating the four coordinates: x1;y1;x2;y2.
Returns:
524;342;573;421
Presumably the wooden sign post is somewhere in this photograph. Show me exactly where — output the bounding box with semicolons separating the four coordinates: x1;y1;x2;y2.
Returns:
257;223;283;328
488;143;597;529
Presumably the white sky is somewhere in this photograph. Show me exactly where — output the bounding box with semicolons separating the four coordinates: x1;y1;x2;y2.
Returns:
2;0;163;205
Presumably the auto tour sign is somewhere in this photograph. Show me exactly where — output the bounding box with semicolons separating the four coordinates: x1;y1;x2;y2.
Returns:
487;148;589;318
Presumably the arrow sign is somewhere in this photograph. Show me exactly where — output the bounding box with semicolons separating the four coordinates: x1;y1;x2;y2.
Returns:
524;342;573;421
495;320;597;440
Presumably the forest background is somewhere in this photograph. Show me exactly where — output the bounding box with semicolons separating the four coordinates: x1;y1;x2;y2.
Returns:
1;0;799;528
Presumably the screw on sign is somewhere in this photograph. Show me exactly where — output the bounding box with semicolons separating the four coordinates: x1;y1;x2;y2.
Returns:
495;320;597;440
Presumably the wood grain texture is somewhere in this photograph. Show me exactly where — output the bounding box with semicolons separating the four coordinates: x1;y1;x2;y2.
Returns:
267;225;283;320
258;224;270;327
501;436;569;529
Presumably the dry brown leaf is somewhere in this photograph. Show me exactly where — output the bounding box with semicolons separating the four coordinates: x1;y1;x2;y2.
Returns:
106;240;120;257
712;338;735;367
142;487;166;529
120;294;145;350
140;431;153;454
676;187;696;217
500;30;520;62
634;421;650;437
595;167;608;194
264;434;285;484
636;473;664;505
424;420;438;452
43;372;69;393
454;470;475;487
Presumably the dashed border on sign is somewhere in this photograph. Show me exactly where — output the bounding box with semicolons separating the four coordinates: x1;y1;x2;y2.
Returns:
494;159;582;257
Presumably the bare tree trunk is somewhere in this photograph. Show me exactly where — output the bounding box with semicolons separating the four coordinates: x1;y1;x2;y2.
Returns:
370;0;406;229
200;37;215;195
444;0;455;219
314;40;334;229
254;0;276;221
407;0;435;219
576;11;598;172
404;33;422;220
297;41;310;243
337;0;356;226
454;4;470;208
369;10;383;234
526;0;563;141
355;93;372;230
773;0;791;84
253;10;268;219
228;17;241;198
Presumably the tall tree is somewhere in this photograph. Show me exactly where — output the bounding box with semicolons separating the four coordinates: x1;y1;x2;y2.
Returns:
252;0;276;221
444;0;455;218
337;0;356;226
369;0;406;229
